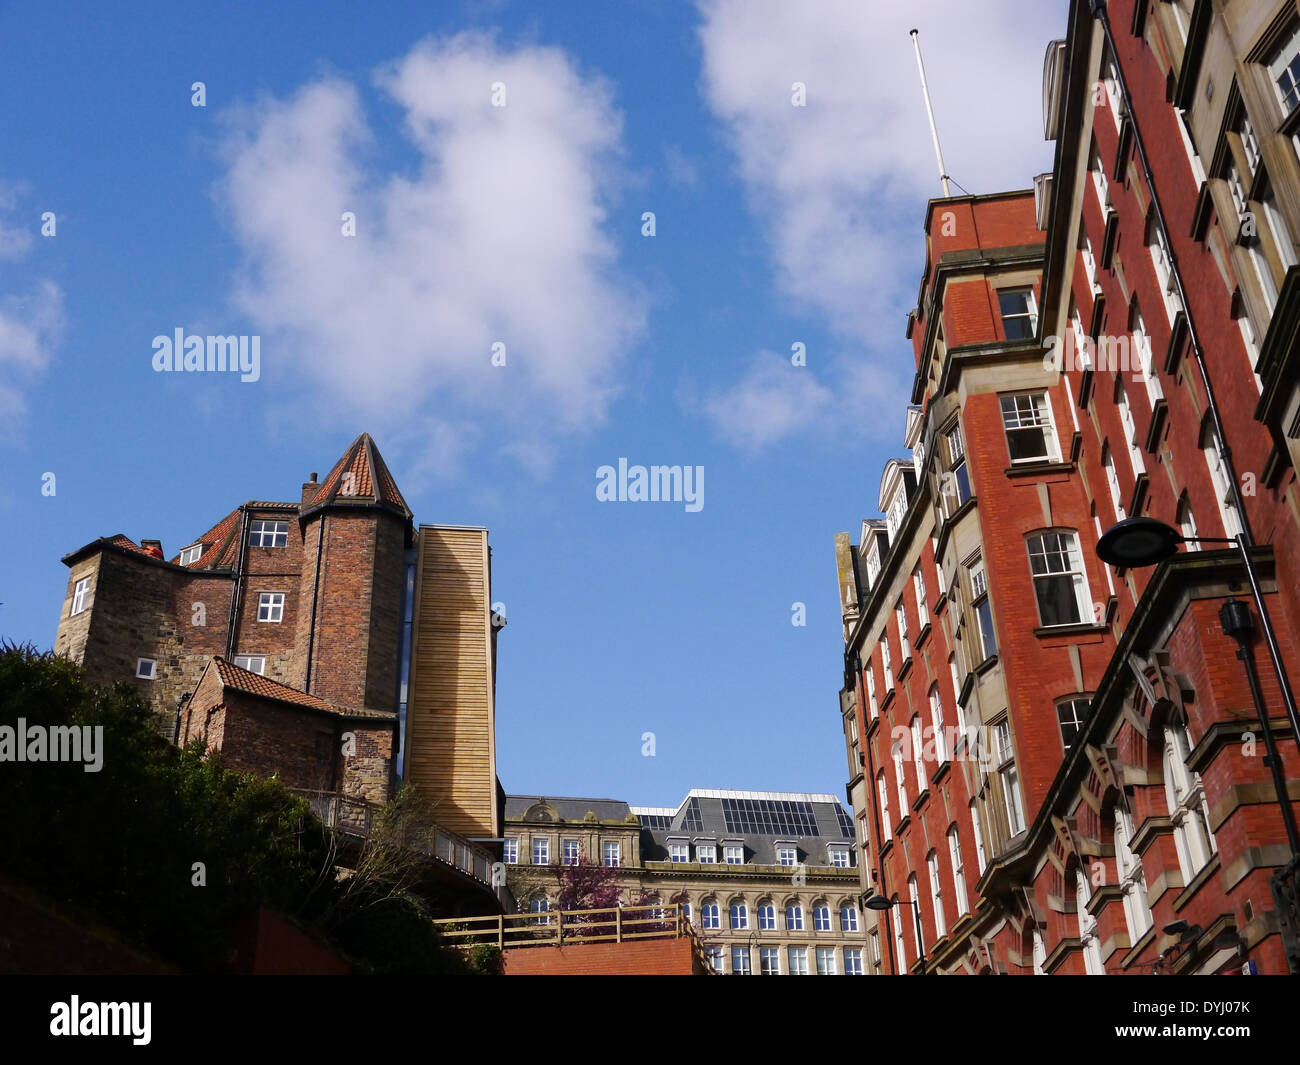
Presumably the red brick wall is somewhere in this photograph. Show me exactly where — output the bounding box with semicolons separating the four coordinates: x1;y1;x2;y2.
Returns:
502;936;703;976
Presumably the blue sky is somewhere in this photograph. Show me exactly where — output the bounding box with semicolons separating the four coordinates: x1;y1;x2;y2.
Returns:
0;0;1061;808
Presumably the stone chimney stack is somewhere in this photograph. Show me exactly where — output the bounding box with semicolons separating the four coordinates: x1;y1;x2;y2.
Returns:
301;472;318;507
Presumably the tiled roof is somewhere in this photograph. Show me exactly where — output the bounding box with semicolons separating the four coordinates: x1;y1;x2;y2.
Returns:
303;433;411;519
211;658;396;721
174;501;299;569
105;534;153;557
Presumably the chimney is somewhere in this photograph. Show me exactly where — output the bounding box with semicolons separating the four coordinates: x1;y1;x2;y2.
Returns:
301;471;319;507
141;539;164;559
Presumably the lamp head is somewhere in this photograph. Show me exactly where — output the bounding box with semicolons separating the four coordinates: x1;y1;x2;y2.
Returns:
1096;517;1183;568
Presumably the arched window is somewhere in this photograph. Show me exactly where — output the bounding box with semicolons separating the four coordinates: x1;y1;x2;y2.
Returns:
1074;868;1103;974
757;898;776;931
1027;530;1091;627
729;897;749;930
700;897;720;930
891;739;908;812
910;715;927;791
528;894;550;926
929;686;948;764
947;825;970;916
927;849;946;938
784;900;804;932
891;894;907;970
1114;802;1153;939
839;899;859;933
1031;927;1048;974
1162;724;1217;880
970;799;988;873
877;771;892;842
812;900;831;932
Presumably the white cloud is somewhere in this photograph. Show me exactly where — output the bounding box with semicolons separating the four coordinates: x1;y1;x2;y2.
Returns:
0;183;33;260
695;0;1061;447
0;278;64;427
217;32;645;473
703;350;834;451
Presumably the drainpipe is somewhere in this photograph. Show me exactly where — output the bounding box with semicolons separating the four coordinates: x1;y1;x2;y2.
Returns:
224;506;250;659
303;513;326;694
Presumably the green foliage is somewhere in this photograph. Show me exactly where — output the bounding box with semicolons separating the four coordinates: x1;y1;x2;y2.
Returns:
0;643;468;974
467;943;503;975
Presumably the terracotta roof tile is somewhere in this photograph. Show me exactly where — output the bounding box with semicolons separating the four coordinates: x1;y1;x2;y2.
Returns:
211;658;396;720
305;433;411;519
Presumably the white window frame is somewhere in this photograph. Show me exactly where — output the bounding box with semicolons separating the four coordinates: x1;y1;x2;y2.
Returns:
813;902;832;931
562;839;580;866
1115;385;1146;476
1163;725;1217;881
503;838;518;864
232;655;266;675
816;946;837;975
948;825;970;915
994;720;1027;836
1132;306;1163;406
865;661;878;719
758;901;777;931
696;842;716;864
1102;443;1126;521
178;544;203;566
1000;391;1060;464
840;903;859;933
248;519;289;548
929;687;948;764
776;846;797;867
878;772;892;843
787;947;809;976
729;900;749;930
785;902;804;932
71;577;91;616
1204;443;1244;539
532;838;550;865
257;592;285;623
928;850;946;938
844;947;864;975
1026;530;1091;628
910;715;927;795
668;842;688;863
731;946;752;975
971;800;988;873
896;601;910;662
602;841;621;868
724;843;744;865
1076;869;1104;974
135;657;157;680
759;946;780;975
998;287;1039;341
1114;804;1153;940
701;899;721;930
1268;22;1300;118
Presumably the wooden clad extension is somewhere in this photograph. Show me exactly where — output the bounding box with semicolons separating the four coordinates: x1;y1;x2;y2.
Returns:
403;525;499;839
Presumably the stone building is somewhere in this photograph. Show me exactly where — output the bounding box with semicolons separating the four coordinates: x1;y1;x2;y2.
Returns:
834;0;1300;975
504;789;869;974
53;433;505;847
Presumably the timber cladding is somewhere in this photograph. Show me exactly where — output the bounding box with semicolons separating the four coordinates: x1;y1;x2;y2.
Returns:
404;525;498;839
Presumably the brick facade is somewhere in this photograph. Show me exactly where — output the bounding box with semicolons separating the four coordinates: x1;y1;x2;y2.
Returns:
837;0;1300;975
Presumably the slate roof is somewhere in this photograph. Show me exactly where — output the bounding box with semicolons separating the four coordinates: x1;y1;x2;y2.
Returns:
634;789;856;867
208;657;396;721
505;795;635;822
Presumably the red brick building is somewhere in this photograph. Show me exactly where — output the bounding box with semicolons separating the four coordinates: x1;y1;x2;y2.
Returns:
837;0;1300;976
54;433;507;874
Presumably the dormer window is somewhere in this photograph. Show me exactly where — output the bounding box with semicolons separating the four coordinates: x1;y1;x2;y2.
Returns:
885;487;908;539
178;544;203;566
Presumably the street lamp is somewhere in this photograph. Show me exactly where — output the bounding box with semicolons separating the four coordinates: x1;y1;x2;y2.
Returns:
864;892;927;975
1096;516;1300;972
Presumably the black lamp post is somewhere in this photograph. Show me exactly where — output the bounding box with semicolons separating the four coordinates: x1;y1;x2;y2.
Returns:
1096;516;1300;972
864;892;926;975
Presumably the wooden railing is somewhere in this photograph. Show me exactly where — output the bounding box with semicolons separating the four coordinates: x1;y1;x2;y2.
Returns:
292;789;497;889
430;902;697;951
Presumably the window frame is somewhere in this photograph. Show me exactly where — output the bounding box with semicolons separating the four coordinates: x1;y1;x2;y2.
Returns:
257;591;286;624
1000;391;1060;465
71;577;91;616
